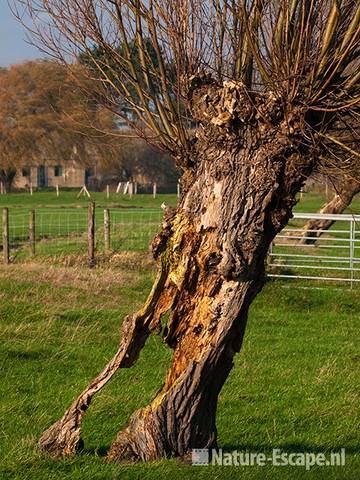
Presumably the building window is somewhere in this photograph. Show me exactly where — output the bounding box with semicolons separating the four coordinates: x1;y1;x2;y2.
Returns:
54;165;63;177
22;167;30;177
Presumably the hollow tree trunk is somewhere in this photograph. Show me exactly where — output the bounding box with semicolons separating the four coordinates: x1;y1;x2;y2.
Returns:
38;78;314;461
300;179;360;245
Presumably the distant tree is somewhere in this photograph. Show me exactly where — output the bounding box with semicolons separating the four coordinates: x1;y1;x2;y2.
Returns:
0;60;114;190
0;168;17;193
301;120;360;243
97;134;178;187
0;96;37;191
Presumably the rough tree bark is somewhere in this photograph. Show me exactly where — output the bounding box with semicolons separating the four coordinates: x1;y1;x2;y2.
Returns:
300;179;360;245
39;77;314;461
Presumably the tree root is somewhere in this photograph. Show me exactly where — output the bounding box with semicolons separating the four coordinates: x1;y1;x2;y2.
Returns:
107;407;164;462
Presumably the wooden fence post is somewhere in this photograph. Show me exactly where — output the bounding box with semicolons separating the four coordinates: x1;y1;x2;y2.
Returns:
2;208;9;264
106;185;110;199
153;182;157;199
104;208;110;253
88;202;95;268
29;210;36;255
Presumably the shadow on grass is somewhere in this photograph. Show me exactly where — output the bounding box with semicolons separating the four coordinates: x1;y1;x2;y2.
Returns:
80;442;360;460
6;349;49;361
82;445;109;457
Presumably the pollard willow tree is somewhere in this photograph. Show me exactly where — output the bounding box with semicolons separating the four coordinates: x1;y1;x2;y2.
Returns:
15;0;360;461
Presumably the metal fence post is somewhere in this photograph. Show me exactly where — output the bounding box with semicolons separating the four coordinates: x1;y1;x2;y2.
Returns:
29;210;36;255
2;208;9;264
88;202;95;268
350;219;355;288
104;208;110;253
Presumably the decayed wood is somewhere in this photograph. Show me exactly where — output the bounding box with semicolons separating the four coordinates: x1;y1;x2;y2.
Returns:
2;208;9;264
108;80;316;461
300;179;360;244
106;80;314;461
108;163;309;460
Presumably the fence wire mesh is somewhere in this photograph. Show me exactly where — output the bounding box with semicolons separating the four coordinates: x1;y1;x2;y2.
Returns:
1;207;359;285
0;206;163;259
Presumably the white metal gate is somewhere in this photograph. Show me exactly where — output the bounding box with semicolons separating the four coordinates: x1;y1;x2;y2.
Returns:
268;213;360;285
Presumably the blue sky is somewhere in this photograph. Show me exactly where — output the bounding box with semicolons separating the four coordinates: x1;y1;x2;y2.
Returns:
0;2;42;67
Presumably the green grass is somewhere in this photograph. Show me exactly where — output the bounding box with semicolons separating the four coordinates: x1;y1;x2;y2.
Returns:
0;189;178;209
294;191;360;214
0;190;178;258
0;258;359;480
0;188;358;212
0;190;175;257
3;189;359;280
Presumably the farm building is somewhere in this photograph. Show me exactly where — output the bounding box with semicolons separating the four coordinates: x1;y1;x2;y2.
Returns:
14;162;93;189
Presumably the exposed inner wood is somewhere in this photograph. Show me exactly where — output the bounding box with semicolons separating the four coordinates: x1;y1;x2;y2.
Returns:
38;76;315;460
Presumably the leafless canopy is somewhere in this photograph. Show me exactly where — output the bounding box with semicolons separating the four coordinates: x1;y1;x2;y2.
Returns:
12;0;360;166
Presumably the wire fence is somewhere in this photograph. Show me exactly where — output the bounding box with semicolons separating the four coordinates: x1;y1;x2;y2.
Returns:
109;208;163;251
1;207;359;285
0;205;163;261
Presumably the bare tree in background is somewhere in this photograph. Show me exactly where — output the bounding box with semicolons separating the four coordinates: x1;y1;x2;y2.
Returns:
13;0;360;462
300;176;360;244
301;122;360;244
98;135;178;187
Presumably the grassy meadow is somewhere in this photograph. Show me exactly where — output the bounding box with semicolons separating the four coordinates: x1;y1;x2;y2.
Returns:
0;191;178;258
0;189;359;479
1;188;359;280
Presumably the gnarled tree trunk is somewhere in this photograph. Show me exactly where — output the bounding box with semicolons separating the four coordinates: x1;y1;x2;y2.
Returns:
300;179;360;245
38;79;313;461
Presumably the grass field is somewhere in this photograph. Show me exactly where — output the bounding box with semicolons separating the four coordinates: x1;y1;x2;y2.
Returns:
0;190;359;479
2;187;359;210
0;191;179;258
0;190;360;249
1;189;359;281
0;257;359;479
0;189;179;209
